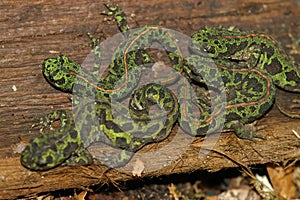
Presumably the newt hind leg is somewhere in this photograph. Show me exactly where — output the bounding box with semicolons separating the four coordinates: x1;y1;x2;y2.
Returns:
225;120;266;140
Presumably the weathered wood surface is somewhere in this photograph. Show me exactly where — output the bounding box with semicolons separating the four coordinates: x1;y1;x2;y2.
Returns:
0;0;300;199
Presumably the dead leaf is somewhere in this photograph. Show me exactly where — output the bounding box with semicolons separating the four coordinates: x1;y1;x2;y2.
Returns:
77;190;87;200
131;158;145;177
267;165;296;199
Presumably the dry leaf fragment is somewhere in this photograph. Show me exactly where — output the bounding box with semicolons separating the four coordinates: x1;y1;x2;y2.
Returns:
132;158;145;177
267;165;295;199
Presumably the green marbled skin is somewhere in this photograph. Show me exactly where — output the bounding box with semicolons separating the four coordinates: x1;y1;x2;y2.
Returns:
191;26;300;92
21;4;300;170
21;82;179;170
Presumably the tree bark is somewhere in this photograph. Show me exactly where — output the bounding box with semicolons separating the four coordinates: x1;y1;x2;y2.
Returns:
0;0;300;198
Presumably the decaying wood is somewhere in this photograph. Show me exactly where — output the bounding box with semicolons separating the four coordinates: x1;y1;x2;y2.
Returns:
0;0;300;199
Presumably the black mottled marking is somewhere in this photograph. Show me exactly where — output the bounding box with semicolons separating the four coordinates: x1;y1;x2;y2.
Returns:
146;123;159;133
63;142;79;157
196;126;209;135
98;108;108;123
135;50;144;65
126;78;134;88
226;112;241;121
237;106;244;112
86;104;93;113
226;89;237;101
105;121;124;133
65;74;72;79
242;97;248;102
31;141;39;149
222;41;248;56
207;68;216;79
171;54;181;66
247;77;262;93
45;155;53;164
49;69;59;78
119;14;128;30
262;45;275;57
119;106;128;115
147;86;158;96
69;128;78;139
259;102;273;114
58;56;65;63
116;137;129;149
103;93;110;98
74;84;86;92
222;75;231;84
156;127;167;140
85;113;92;123
264;58;282;75
163;96;172;104
111;93;118;99
164;99;173;111
214;40;220;45
180;120;192;134
233;73;243;83
112;62;121;74
158;88;166;99
48;142;58;153
121;122;134;131
286;71;300;83
247;116;257;123
208;46;216;54
72;63;80;71
82;122;92;137
209;117;218;128
132;130;144;138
